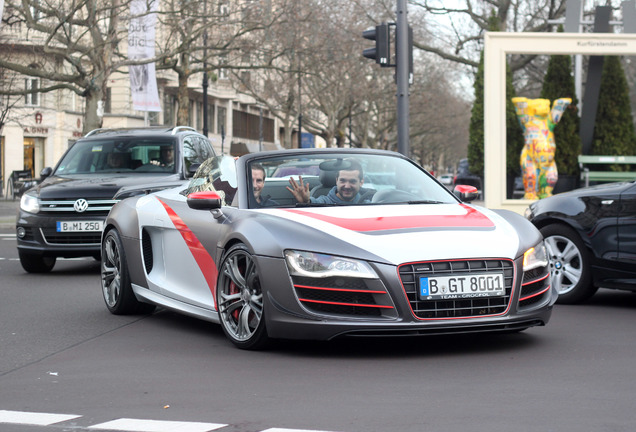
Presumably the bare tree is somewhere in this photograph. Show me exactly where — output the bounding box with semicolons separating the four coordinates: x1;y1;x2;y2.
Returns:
160;0;288;126
0;0;192;133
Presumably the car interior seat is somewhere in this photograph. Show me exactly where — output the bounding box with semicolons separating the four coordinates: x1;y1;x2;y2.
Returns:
310;170;337;198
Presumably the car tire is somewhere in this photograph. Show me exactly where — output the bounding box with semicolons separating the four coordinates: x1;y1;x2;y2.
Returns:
216;243;269;350
540;224;597;304
101;229;156;315
18;251;56;273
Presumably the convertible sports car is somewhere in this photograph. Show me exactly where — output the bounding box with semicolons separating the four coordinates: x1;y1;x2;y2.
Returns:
101;149;556;349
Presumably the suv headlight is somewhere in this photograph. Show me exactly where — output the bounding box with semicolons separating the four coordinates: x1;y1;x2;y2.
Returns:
20;192;40;214
285;250;378;279
523;243;548;272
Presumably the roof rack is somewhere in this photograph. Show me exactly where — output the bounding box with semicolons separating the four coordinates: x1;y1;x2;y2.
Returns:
171;126;197;135
85;128;108;137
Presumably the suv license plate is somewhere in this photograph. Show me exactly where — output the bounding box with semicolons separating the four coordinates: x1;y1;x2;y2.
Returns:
419;273;505;300
56;221;104;232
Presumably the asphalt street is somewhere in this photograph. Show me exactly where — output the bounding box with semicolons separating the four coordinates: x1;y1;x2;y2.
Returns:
0;198;18;230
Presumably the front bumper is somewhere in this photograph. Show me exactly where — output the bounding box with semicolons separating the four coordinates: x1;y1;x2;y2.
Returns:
257;256;555;341
16;211;105;258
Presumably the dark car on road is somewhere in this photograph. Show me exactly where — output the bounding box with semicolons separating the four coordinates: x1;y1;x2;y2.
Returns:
526;181;636;303
16;126;215;273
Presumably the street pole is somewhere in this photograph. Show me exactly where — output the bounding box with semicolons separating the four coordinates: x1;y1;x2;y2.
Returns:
396;0;410;157
202;0;209;137
298;56;302;149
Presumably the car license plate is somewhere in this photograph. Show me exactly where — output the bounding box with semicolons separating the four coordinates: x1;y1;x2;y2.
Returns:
56;220;104;232
419;273;505;300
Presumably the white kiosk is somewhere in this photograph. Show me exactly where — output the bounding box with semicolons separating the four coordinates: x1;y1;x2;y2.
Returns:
484;32;636;214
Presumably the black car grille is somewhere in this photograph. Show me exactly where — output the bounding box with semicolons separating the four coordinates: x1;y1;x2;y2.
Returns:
399;259;515;319
292;276;396;318
518;266;551;309
40;228;102;245
39;198;118;216
142;229;153;273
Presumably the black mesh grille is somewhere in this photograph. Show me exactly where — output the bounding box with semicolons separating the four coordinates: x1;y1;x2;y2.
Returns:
142;229;153;274
519;266;551;309
40;228;101;245
399;259;515;319
292;276;394;318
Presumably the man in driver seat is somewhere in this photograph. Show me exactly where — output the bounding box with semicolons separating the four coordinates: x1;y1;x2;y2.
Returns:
287;159;369;204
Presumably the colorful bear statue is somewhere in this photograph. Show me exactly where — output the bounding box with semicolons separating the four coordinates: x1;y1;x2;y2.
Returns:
512;97;572;200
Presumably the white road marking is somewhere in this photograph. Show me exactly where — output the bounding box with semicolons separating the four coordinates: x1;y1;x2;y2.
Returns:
88;418;227;432
0;410;81;425
0;410;341;432
262;429;338;432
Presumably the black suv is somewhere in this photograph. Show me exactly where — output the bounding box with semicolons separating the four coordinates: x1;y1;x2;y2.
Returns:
16;126;215;273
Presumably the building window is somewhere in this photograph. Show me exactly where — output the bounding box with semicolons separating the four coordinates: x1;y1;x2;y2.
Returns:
25;78;39;106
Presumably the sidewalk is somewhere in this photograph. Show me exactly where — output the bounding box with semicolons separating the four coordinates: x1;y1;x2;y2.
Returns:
0;198;19;229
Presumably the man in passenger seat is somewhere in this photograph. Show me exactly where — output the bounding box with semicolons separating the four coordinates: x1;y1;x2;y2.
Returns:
287;159;370;204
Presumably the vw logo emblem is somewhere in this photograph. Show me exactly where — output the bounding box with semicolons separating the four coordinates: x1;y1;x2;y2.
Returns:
74;199;89;213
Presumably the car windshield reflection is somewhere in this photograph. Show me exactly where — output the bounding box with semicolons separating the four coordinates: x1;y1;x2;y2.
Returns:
246;153;456;209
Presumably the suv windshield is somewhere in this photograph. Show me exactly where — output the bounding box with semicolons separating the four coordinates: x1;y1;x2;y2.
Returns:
55;138;177;174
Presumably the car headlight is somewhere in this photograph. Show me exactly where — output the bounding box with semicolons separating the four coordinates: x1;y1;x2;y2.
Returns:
285;250;378;279
523;243;548;272
524;206;534;220
20;192;40;214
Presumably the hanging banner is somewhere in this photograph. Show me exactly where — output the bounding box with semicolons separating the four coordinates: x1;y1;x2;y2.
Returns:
128;0;161;112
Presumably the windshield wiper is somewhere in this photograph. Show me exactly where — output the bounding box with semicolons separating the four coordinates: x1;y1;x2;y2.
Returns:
407;200;445;204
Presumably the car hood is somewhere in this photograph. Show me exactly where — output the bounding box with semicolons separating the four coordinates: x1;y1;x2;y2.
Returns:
259;204;524;265
33;173;182;200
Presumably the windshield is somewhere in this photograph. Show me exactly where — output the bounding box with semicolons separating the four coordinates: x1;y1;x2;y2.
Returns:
247;153;457;209
54;138;177;175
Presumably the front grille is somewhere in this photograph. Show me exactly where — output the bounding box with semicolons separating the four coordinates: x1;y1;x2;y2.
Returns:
399;259;515;319
40;228;101;245
292;276;396;318
39;199;118;216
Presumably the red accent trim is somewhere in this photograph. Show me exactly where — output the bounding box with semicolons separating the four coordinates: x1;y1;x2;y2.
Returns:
157;198;218;303
294;284;386;295
521;273;549;287
299;298;394;309
284;204;493;232
520;286;551;302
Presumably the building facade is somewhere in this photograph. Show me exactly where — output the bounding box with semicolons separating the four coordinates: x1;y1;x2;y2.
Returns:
0;0;292;197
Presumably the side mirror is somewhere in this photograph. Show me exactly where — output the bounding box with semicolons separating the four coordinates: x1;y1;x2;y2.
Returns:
187;191;222;210
40;167;53;180
453;184;479;202
187;163;201;178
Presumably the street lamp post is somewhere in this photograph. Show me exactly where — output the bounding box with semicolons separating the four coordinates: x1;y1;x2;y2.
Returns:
202;0;209;137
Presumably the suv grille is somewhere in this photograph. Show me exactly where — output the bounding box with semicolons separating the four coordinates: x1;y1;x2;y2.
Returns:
39;199;118;216
40;228;102;245
399;259;514;319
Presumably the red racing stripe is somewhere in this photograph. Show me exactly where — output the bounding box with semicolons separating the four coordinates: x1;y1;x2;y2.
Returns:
284;204;493;232
157;198;218;300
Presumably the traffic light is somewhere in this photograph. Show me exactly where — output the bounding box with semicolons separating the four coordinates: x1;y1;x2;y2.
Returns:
362;23;390;66
396;24;413;83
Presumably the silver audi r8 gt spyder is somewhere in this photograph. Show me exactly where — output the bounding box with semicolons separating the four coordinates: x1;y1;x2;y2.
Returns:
101;148;556;349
